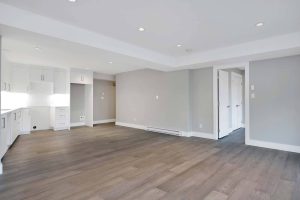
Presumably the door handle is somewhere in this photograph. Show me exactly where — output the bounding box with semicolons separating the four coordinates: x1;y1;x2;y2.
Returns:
227;105;231;108
236;105;240;107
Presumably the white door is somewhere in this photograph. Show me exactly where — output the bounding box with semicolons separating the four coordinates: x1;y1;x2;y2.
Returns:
231;72;243;130
218;70;231;138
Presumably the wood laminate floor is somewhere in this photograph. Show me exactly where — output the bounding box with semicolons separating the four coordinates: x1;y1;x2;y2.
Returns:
0;123;299;200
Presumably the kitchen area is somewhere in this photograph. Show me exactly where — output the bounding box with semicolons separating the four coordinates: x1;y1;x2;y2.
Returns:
0;55;116;175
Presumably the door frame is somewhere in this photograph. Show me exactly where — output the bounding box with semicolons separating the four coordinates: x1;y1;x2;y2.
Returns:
231;72;243;130
213;63;250;144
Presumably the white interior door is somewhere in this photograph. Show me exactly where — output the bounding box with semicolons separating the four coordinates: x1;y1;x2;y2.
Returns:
218;70;231;138
231;72;243;130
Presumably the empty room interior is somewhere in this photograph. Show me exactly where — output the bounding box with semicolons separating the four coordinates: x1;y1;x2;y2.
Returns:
0;1;300;199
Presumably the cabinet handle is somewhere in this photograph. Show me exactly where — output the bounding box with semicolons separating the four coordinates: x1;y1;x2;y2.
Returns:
8;84;11;91
82;76;84;82
4;82;7;90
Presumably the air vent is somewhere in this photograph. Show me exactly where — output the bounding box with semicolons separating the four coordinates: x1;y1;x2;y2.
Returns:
146;127;181;136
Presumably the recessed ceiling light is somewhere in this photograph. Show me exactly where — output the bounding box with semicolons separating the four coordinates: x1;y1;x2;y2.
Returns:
138;27;145;32
68;0;76;2
177;44;182;47
108;61;113;64
256;22;264;27
35;47;40;51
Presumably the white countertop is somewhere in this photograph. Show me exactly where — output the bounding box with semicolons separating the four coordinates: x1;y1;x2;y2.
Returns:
1;108;22;115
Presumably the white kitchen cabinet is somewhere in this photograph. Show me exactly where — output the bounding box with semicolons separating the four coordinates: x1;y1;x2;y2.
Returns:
54;70;67;94
0;114;9;159
70;69;93;84
1;61;12;92
10;110;22;145
30;68;53;83
11;66;30;93
50;107;69;131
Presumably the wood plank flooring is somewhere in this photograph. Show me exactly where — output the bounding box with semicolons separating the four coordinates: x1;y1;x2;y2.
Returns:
0;123;299;200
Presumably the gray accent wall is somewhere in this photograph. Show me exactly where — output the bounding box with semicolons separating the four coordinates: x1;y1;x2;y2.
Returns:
93;79;116;121
189;68;214;133
70;83;85;123
116;69;190;131
250;55;300;146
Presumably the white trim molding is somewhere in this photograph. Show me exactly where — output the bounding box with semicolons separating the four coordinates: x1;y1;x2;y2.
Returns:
247;139;300;154
189;132;216;140
94;119;116;125
115;122;146;130
70;122;85;127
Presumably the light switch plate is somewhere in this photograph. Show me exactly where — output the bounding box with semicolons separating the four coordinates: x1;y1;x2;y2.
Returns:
251;93;255;99
251;85;255;91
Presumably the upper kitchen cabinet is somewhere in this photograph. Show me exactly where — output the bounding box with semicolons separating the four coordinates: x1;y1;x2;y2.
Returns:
54;69;68;94
1;60;12;92
11;65;30;93
30;67;54;83
70;69;93;85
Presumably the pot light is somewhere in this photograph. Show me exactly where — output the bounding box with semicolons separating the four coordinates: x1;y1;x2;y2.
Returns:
68;0;76;2
138;27;145;32
35;47;40;51
256;22;264;27
108;61;113;64
177;44;182;47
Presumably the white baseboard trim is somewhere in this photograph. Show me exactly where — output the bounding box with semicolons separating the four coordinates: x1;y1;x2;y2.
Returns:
53;127;69;131
70;122;85;127
189;132;216;140
94;119;116;125
247;139;300;153
115;122;146;130
20;131;31;135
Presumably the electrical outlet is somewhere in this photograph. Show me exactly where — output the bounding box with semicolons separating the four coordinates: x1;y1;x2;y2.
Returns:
155;95;159;100
251;93;255;99
133;118;137;122
80;116;85;121
199;124;203;129
101;96;104;100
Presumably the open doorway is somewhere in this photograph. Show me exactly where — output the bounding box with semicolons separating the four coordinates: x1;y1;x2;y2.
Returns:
213;63;249;144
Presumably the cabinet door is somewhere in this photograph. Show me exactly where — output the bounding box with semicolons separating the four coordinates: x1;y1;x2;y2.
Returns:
11;66;29;93
70;69;93;84
70;70;82;84
81;71;93;84
30;69;43;82
54;70;67;93
1;61;12;92
42;69;54;82
0;115;8;158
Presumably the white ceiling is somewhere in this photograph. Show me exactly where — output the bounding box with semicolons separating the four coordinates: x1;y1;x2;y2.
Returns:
0;0;300;74
1;0;300;56
0;25;168;74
